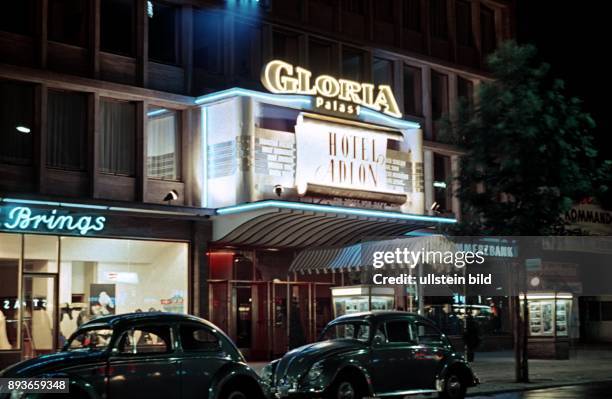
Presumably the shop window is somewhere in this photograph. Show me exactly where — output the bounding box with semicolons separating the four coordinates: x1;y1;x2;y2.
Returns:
403;0;421;32
433;153;451;213
118;326;172;354
480;5;497;56
148;1;179;64
180;325;220;352
431;71;449;119
342;47;364;81
273;30;300;65
430;0;448;40
48;0;89;47
343;0;366;15
587;301;601;322
456;0;474;47
0;233;21;351
309;39;334;77
193;9;223;74
234;22;262;81
147;107;181;181
458;76;474;109
0;1;35;36
99;99;136;176
403;65;422;116
372;57;393;87
385;321;414;343
0;80;34;166
47;90;87;171
602;302;612;321
101;0;135;56
24;235;58;273
374;0;394;23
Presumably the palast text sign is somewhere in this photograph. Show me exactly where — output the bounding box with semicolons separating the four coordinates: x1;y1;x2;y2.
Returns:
1;206;106;235
262;60;402;118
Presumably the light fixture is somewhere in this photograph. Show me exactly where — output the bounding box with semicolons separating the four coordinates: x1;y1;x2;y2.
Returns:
530;276;541;287
433;181;447;189
16;126;31;134
163;190;179;204
273;184;284;197
430;201;440;211
147;1;154;18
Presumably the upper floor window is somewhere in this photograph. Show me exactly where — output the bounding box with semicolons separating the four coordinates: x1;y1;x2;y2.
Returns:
458;76;474;108
148;1;179;64
193;9;223;74
0;1;35;36
374;0;394;23
403;65;422;116
234;22;262;81
147;107;181;181
342;47;364;82
480;5;497;56
403;0;421;32
273;30;300;65
47;90;87;171
48;0;89;47
101;0;135;56
309;39;334;77
373;57;394;87
0;80;34;166
343;0;367;15
456;0;474;47
99;99;136;176
430;0;448;40
433;153;451;213
431;71;449;120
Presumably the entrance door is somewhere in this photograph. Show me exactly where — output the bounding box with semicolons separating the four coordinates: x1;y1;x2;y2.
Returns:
234;285;252;349
22;274;56;359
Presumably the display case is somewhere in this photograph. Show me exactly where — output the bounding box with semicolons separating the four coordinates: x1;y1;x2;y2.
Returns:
331;286;395;317
522;292;572;359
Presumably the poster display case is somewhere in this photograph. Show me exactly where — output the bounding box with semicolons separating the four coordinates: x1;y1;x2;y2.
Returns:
331;286;395;317
522;292;572;359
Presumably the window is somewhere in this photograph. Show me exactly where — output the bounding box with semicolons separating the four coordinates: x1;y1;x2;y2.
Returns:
374;0;394;23
588;301;601;322
0;80;34;166
309;39;334;77
118;326;172;355
480;5;497;55
343;0;366;15
193;9;223;73
456;0;473;47
434;153;451;212
430;0;448;39
403;0;421;32
602;302;612;322
321;322;370;342
101;0;135;56
385;321;415;343
180;325;220;351
148;1;179;64
234;22;262;80
147;107;181;180
47;91;87;171
0;1;35;36
99;99;136;176
403;65;422;116
273;31;300;65
48;0;88;47
431;71;448;119
373;57;393;87
342;47;364;81
66;328;113;351
416;322;445;345
0;233;21;351
458;76;474;108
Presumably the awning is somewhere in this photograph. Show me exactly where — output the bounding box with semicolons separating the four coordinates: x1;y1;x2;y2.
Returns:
289;235;459;273
213;201;456;249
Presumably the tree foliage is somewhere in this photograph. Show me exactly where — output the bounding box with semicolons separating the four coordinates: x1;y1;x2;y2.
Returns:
441;41;611;235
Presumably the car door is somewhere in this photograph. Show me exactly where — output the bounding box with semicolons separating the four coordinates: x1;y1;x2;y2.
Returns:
107;323;180;399
178;322;233;399
369;319;417;394
410;320;450;390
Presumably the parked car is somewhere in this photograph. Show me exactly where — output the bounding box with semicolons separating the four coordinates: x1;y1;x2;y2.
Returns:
261;311;478;399
0;312;264;399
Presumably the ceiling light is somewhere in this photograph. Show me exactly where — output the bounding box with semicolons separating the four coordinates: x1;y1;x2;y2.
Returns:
16;126;31;133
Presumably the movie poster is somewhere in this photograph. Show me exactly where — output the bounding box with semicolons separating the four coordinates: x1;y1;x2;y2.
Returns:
89;284;116;318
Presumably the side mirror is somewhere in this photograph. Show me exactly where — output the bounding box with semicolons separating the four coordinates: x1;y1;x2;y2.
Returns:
372;334;385;347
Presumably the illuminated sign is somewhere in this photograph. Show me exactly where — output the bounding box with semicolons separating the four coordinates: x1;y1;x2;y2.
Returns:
1;206;106;235
261;60;402;118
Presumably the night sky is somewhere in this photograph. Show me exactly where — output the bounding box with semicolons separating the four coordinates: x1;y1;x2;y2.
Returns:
516;1;611;159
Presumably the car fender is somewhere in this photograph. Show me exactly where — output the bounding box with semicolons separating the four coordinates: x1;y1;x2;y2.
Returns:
32;371;101;399
325;358;375;396
208;361;263;399
437;359;477;388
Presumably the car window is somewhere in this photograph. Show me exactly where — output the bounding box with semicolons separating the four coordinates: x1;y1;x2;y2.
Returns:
416;322;445;345
118;326;172;355
321;322;370;342
385;321;415;343
66;328;113;352
180;324;220;352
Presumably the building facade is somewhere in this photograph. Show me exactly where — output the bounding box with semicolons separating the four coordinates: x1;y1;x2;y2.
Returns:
0;0;515;365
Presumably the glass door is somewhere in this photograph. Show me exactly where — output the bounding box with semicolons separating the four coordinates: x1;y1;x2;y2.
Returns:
22;274;56;359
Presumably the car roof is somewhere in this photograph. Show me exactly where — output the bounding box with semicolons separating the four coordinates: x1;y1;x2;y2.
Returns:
80;312;216;330
331;310;430;324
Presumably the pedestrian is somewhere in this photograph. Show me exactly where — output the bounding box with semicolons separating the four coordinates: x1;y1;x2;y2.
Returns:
463;314;481;362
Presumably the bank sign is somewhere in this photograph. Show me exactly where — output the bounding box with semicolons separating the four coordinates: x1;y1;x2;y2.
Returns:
0;206;106;236
261;60;402;118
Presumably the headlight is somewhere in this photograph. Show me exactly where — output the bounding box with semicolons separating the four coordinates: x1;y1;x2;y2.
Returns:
261;363;274;384
307;361;324;381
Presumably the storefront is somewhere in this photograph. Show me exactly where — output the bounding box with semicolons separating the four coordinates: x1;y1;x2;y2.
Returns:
0;199;211;368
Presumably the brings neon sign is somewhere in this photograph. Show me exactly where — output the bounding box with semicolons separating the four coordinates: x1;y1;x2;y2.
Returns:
2;206;106;235
261;60;402;118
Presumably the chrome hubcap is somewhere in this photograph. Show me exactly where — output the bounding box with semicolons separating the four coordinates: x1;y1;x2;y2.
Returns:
337;381;355;399
447;375;462;398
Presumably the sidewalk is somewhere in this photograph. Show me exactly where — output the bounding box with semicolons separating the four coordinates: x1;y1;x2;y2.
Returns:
248;346;612;396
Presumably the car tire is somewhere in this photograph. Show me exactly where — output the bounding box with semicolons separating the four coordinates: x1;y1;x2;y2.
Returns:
439;372;466;399
327;378;364;399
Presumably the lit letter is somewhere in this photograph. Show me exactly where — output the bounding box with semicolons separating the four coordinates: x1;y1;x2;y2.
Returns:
315;75;340;98
4;207;31;229
295;67;316;94
373;85;402;118
338;79;363;104
261;60;297;93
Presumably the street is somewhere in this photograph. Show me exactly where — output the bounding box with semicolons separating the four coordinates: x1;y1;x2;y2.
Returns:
469;382;612;398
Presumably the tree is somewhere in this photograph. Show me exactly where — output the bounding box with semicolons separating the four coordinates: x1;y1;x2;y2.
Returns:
440;41;610;382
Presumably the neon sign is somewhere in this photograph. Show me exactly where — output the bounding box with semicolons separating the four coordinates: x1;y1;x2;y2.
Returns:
1;206;106;235
261;60;402;118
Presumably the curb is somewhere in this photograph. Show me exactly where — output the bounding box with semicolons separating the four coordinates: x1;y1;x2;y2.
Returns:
467;378;612;397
